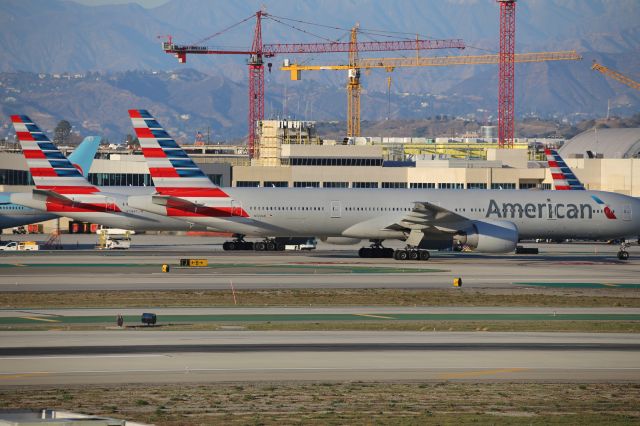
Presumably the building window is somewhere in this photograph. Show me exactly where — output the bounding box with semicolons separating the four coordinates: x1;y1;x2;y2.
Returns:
541;183;552;190
439;183;464;189
88;173;152;186
208;174;223;186
352;182;378;188
264;181;288;188
236;181;260;187
0;169;31;186
409;182;435;189
293;181;320;188
382;182;407;189
467;183;487;189
323;182;349;188
519;183;539;190
290;158;382;167
491;183;516;190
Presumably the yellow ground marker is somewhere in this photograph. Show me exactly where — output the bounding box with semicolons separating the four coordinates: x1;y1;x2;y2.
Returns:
20;316;60;323
438;368;528;379
354;313;396;320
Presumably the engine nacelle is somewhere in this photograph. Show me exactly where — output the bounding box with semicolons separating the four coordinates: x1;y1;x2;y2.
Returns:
320;237;362;245
453;219;518;253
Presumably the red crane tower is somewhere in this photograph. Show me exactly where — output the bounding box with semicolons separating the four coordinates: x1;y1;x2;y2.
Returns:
161;11;465;158
497;0;516;148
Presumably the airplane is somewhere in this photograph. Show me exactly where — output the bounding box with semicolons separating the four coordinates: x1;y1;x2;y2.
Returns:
9;115;208;232
125;109;640;261
0;135;100;231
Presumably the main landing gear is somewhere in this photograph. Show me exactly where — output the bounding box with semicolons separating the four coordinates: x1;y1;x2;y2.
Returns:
253;239;285;252
617;241;630;260
358;240;394;258
393;246;430;261
222;235;253;251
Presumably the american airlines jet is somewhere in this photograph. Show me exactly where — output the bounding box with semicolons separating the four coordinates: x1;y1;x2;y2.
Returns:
0;135;100;230
126;109;640;261
9;115;207;232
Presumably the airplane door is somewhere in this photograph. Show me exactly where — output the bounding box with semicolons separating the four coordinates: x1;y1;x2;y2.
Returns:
330;201;341;218
623;205;632;221
231;200;243;217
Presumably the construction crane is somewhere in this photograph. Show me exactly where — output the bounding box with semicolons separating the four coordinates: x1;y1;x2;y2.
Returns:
592;61;640;91
161;11;465;158
497;0;516;148
281;50;582;136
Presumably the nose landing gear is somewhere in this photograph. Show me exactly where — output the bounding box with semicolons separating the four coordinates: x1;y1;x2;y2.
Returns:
617;241;630;260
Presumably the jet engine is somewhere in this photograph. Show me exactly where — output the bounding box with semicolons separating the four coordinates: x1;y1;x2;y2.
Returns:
320;237;362;245
453;219;518;253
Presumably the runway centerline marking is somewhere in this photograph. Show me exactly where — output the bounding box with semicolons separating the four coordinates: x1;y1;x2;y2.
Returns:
20;316;60;323
437;368;529;379
354;314;396;320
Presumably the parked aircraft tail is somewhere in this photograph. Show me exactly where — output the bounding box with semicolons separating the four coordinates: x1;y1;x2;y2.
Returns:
10;115;98;195
544;148;585;190
128;109;228;198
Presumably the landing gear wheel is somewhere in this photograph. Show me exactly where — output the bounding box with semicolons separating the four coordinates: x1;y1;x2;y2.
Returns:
222;242;230;251
395;250;408;261
255;241;266;251
276;243;285;251
618;250;629;260
419;250;430;261
408;250;419;260
227;241;236;251
266;242;276;251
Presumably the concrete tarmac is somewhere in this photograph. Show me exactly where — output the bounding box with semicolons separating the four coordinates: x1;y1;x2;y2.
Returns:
0;240;639;291
0;331;638;385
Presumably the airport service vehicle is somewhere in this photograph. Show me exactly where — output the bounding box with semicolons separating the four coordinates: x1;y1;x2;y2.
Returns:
96;228;133;250
285;238;317;251
9;115;209;233
0;241;39;251
0;136;101;230
124;110;640;261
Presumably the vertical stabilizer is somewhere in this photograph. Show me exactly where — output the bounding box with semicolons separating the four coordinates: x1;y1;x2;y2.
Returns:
545;148;585;190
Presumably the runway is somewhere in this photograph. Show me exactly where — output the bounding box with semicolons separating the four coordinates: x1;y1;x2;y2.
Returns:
0;240;639;291
0;331;638;385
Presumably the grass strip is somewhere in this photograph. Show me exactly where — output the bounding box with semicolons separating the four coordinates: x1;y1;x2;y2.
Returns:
0;383;638;425
1;288;639;309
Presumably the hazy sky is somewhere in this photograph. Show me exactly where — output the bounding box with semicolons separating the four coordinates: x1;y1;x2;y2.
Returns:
71;0;169;8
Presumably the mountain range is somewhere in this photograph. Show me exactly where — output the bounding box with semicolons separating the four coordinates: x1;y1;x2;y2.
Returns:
0;0;638;141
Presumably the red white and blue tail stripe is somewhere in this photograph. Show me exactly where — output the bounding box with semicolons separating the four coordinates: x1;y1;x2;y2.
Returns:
11;115;98;195
129;109;228;198
545;148;585;190
129;109;247;218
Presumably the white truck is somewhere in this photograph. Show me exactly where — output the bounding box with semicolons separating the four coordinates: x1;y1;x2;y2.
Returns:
0;241;39;251
96;228;133;250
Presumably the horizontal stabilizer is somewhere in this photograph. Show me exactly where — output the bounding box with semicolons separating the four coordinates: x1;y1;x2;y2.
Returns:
32;189;74;205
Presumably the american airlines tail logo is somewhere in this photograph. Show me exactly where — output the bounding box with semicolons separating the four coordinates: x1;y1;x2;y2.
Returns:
591;196;617;219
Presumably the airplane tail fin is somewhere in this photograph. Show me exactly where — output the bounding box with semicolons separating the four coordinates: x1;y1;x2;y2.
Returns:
544;148;585;190
10;115;98;194
68;136;101;178
128;109;228;198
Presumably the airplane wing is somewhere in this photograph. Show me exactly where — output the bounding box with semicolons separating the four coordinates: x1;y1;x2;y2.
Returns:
389;201;470;233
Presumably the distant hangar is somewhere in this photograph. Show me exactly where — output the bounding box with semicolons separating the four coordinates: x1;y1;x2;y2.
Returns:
559;128;640;159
